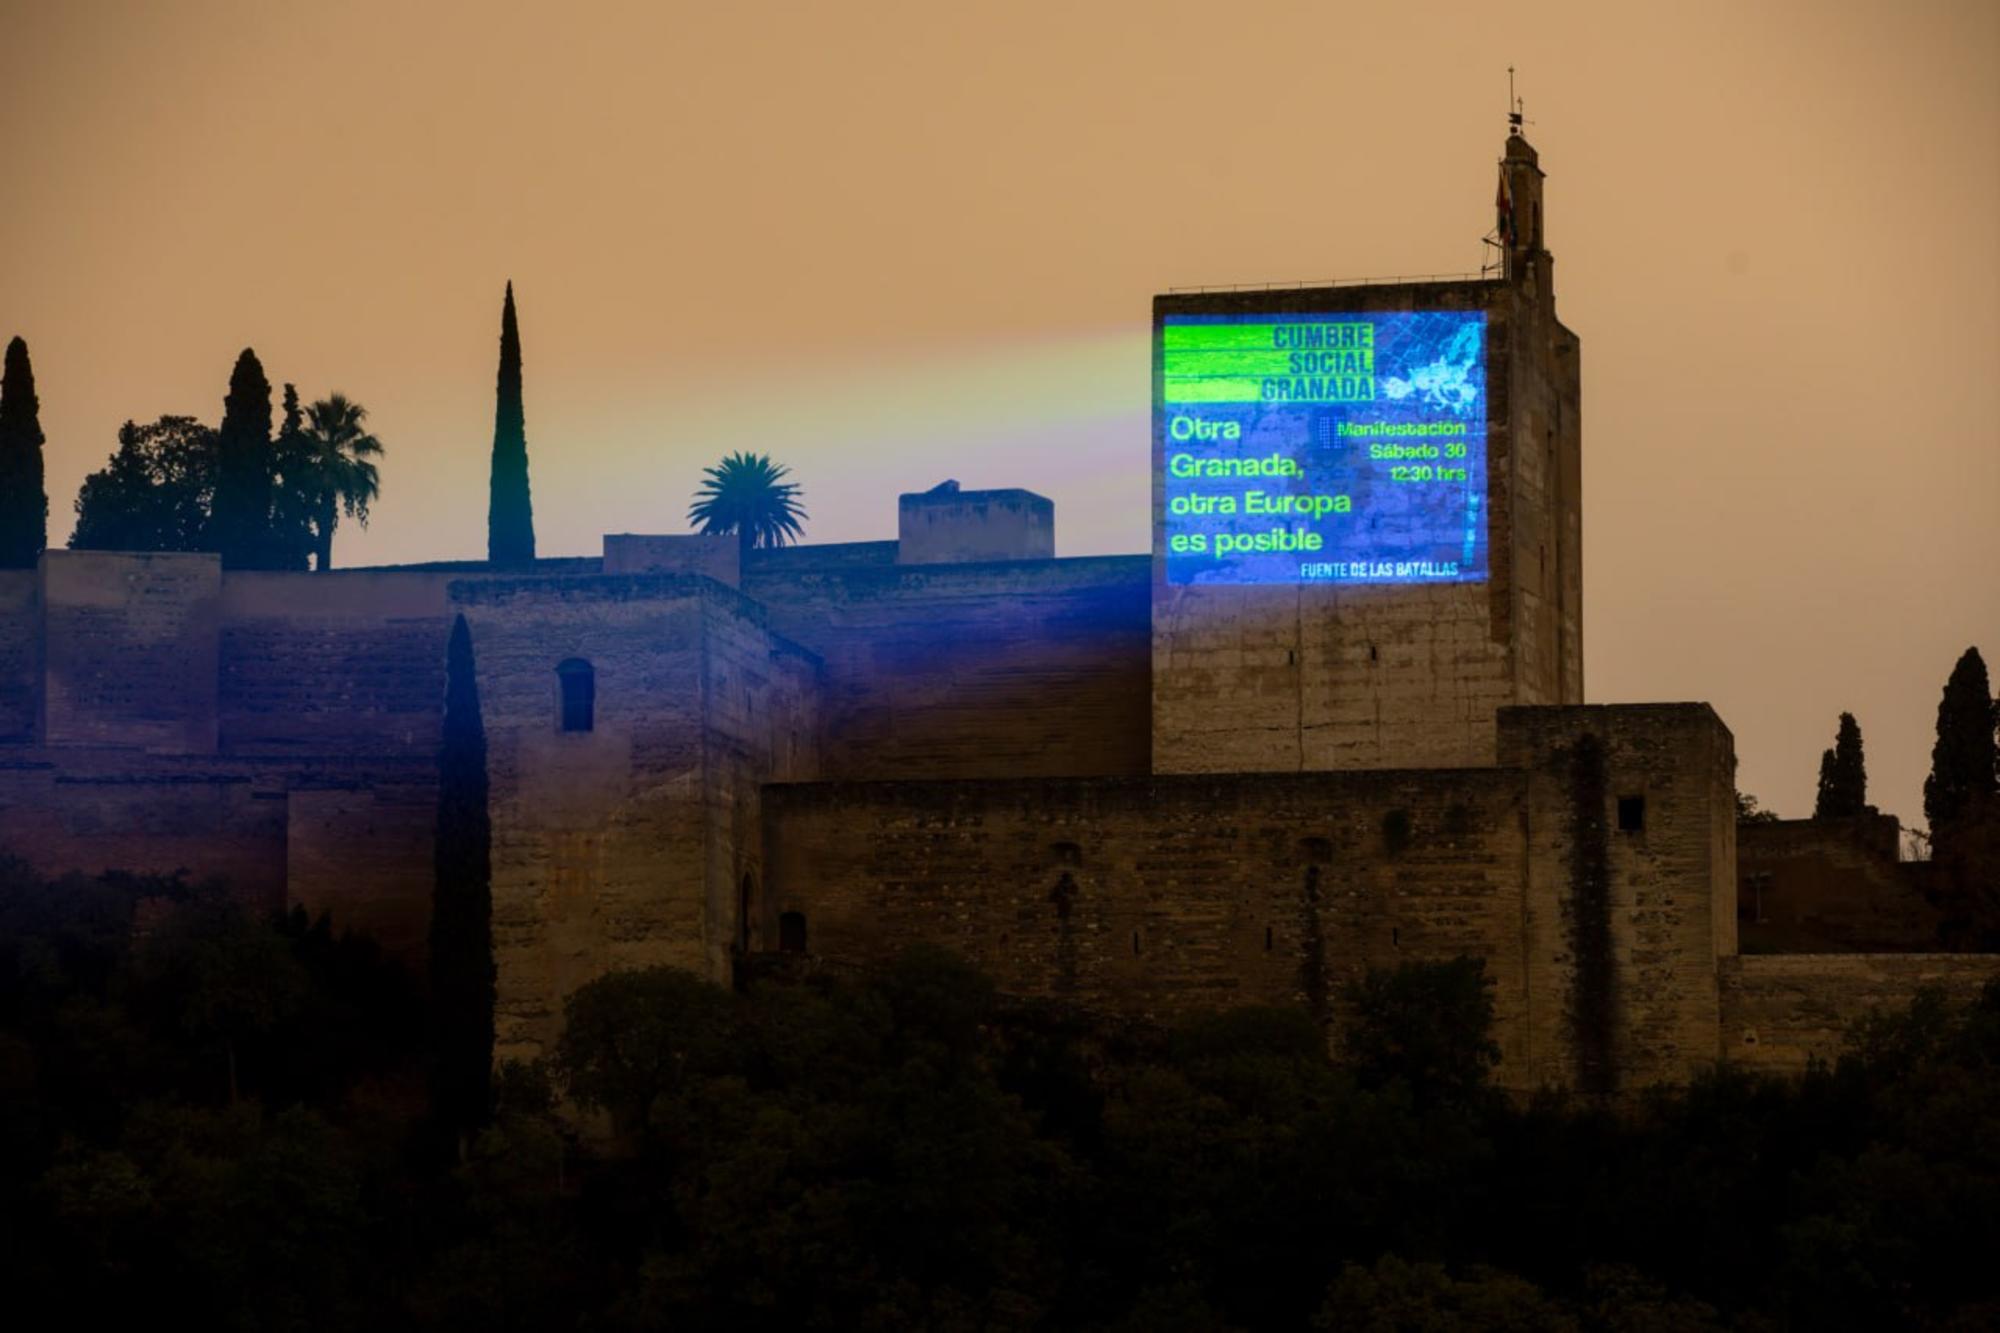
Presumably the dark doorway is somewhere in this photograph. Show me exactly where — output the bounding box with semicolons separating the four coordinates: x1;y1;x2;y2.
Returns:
779;911;807;954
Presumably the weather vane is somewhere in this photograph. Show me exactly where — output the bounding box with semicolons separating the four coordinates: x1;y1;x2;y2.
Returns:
1508;66;1524;135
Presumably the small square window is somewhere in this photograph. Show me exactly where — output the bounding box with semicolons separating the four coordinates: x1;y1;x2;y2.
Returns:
1617;795;1646;832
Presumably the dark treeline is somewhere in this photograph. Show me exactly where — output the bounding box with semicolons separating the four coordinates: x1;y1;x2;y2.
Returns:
70;348;384;571
3;859;1998;1331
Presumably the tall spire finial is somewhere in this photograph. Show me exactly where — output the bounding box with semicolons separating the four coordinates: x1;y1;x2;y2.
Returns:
1508;66;1525;136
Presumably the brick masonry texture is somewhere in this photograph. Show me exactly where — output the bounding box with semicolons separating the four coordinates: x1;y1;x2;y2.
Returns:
763;704;1736;1091
1737;816;1943;952
1720;953;1998;1075
1150;278;1582;775
0;222;1983;1090
743;555;1150;782
0;571;35;742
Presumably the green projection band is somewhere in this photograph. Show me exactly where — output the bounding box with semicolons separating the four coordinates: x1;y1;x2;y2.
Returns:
1163;322;1376;404
1157;310;1488;585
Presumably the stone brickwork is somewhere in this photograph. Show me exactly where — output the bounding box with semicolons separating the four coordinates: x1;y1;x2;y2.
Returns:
0;750;286;905
1503;704;1736;1092
1737;816;1940;952
1;133;1982;1097
40;551;221;753
897;485;1055;565
218;571;455;757
287;781;438;959
744;554;1150;781
1497;136;1585;718
1720;953;1999;1075
763;705;1738;1091
1150;277;1583;777
451;574;820;1062
0;571;35;742
602;533;740;585
0;746;434;914
764;767;1537;1074
697;594;819;970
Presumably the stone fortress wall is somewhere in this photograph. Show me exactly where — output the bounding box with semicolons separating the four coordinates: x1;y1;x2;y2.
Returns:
765;704;1734;1094
1150;136;1581;779
1;495;1977;1088
0;131;1985;1090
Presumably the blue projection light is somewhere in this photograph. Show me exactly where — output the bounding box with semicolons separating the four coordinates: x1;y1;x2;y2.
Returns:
1158;310;1488;586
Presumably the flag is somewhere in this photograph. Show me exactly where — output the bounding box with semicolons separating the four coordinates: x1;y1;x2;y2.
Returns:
1496;169;1515;246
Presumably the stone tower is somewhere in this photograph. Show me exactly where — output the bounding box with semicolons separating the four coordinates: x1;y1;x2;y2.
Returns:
1150;132;1583;774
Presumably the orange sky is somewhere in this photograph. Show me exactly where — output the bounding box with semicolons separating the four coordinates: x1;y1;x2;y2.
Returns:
1;0;1994;828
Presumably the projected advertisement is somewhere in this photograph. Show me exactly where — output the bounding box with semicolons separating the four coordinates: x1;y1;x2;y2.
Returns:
1158;310;1488;585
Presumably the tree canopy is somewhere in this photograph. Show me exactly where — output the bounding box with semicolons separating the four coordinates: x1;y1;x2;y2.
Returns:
0;336;48;568
71;416;218;552
688;450;807;565
1926;647;1997;838
209;348;276;568
3;867;1999;1330
288;393;384;572
1813;711;1869;819
70;370;378;569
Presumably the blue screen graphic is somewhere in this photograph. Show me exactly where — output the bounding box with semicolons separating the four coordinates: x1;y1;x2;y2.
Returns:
1158;310;1488;586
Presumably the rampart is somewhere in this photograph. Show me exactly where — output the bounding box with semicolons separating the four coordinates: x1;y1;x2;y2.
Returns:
0;570;35;742
452;573;820;1061
1737;816;1940;952
1720;953;1998;1075
765;704;1737;1091
218;570;457;756
744;554;1150;781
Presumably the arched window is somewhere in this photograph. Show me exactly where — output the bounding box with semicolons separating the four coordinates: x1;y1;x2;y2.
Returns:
779;911;807;954
556;658;594;732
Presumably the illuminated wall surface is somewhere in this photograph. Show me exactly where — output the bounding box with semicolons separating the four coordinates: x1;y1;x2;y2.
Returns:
1158;310;1488;586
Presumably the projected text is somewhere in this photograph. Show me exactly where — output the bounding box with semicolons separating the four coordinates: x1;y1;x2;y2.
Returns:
1158;310;1488;586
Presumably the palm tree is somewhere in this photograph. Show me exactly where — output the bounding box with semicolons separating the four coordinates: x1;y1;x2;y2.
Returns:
291;394;384;572
688;451;806;566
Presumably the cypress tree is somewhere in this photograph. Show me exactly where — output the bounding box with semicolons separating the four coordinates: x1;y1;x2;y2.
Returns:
268;383;316;571
1812;712;1868;819
1925;648;1997;839
0;337;48;568
209;348;274;568
487;282;535;565
431;613;495;1153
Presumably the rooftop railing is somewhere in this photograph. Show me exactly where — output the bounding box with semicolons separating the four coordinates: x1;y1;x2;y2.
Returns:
1165;270;1499;294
